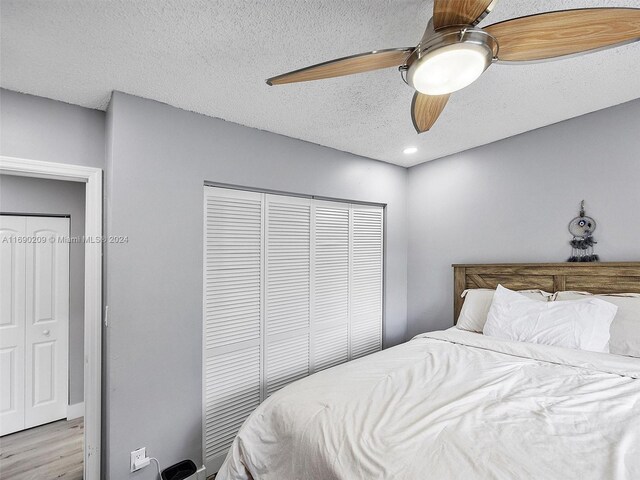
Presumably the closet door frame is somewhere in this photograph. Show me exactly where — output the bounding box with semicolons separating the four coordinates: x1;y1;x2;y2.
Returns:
0;156;103;480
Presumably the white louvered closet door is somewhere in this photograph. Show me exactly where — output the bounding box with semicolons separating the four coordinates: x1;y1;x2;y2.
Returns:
312;201;350;371
264;195;311;396
203;187;263;472
350;205;384;359
204;187;384;473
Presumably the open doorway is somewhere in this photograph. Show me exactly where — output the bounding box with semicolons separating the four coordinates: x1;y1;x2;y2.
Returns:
0;157;102;480
0;177;85;478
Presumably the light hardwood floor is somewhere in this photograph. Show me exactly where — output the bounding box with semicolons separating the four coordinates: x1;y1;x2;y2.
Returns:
0;418;83;480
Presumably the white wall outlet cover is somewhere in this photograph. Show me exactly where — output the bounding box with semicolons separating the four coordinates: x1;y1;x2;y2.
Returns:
130;447;147;472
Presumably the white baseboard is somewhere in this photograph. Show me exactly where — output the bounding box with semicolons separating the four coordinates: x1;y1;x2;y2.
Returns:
67;402;84;420
196;465;207;480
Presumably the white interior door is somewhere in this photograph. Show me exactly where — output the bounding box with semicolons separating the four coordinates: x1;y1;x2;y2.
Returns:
24;216;70;429
312;200;350;371
264;194;311;396
203;188;263;472
203;188;384;473
0;216;27;436
0;215;69;435
350;205;383;359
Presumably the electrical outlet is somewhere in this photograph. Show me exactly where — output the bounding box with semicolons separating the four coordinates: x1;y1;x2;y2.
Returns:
130;447;147;472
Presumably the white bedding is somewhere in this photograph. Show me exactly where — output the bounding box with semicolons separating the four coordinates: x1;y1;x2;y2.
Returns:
217;329;640;480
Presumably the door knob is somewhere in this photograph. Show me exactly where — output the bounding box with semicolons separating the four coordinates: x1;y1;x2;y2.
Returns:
43;329;51;337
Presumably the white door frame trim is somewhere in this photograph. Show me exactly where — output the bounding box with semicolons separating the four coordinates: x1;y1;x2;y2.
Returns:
0;155;102;480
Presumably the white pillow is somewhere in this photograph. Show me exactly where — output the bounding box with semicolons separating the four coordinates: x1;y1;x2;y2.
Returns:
456;288;552;333
555;292;640;358
483;285;618;353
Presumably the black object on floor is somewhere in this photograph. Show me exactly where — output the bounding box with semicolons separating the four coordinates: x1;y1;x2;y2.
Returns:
161;459;197;480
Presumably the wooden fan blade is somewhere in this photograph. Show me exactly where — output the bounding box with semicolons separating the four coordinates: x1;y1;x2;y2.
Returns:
266;48;413;86
411;92;450;133
433;0;498;29
484;8;640;62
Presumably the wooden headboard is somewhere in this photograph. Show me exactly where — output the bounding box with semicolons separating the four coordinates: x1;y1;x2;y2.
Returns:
453;263;640;323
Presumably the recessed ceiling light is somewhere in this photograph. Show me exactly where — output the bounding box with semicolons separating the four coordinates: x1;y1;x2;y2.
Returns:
403;147;418;155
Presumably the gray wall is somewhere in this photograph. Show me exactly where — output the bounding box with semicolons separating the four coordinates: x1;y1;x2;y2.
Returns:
104;92;408;479
0;175;86;405
0;88;105;168
407;98;640;338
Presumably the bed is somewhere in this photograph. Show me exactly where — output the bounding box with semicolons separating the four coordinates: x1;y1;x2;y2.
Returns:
217;263;640;480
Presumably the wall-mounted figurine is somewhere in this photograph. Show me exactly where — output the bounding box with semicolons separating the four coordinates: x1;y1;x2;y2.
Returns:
567;200;599;262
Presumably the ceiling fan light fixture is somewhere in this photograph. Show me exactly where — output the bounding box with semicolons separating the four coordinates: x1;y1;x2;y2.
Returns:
267;4;640;134
407;29;497;96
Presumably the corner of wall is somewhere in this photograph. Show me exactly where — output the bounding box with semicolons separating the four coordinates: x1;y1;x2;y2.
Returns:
101;91;115;480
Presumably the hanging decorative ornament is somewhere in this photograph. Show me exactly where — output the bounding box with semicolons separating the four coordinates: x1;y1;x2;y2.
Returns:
567;200;599;262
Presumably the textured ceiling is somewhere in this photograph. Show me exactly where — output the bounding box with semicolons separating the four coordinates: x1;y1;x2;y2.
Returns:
1;0;639;167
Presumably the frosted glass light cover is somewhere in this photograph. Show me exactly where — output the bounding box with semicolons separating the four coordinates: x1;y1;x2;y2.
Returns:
408;43;491;95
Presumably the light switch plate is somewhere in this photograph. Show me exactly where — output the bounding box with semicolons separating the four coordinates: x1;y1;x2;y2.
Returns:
130;447;147;472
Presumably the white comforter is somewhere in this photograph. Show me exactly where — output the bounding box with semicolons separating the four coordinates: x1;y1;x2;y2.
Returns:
217;329;640;480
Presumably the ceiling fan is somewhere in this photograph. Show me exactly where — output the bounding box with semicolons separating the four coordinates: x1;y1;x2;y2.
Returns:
266;1;640;133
